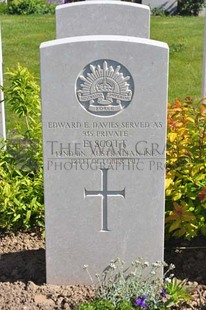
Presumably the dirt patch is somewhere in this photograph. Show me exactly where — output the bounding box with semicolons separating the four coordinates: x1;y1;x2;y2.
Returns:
0;231;206;309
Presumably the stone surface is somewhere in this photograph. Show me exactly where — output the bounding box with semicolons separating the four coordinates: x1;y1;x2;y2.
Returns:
0;28;6;140
40;35;168;284
56;1;150;39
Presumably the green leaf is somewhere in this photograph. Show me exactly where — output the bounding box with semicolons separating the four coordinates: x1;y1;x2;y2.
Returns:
169;220;181;232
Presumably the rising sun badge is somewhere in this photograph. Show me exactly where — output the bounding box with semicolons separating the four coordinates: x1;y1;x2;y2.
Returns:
76;59;134;117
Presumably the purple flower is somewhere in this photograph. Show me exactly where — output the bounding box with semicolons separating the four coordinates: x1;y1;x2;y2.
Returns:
135;295;150;309
161;288;167;299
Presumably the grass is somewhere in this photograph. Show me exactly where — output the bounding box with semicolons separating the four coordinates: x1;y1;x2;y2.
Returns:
0;14;205;128
150;16;205;102
0;15;55;129
1;15;55;77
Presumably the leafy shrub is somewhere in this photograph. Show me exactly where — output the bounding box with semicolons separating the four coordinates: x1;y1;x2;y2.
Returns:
79;259;190;310
0;64;44;231
166;98;206;239
0;2;9;14
7;0;55;15
151;8;169;16
177;0;206;16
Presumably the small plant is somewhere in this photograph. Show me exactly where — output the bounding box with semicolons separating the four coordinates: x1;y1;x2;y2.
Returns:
151;8;168;17
78;258;190;310
0;64;44;231
78;299;115;310
166;98;206;239
164;278;191;308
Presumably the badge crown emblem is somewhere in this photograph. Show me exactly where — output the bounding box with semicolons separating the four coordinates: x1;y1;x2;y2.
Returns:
96;78;114;93
76;60;134;117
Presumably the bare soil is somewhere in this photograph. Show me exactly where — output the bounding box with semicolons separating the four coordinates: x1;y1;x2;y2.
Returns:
0;231;206;309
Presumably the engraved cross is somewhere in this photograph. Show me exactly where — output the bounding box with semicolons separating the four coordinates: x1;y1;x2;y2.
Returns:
84;168;125;232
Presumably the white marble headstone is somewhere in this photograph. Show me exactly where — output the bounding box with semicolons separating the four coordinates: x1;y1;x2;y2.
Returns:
40;34;168;284
56;1;150;39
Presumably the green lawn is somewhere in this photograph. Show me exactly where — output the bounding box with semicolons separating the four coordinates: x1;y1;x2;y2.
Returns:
151;16;205;102
0;15;205;128
1;15;55;78
0;15;55;130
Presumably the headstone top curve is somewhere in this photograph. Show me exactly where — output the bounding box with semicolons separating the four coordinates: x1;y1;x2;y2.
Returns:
56;1;150;12
56;1;150;39
40;35;168;50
